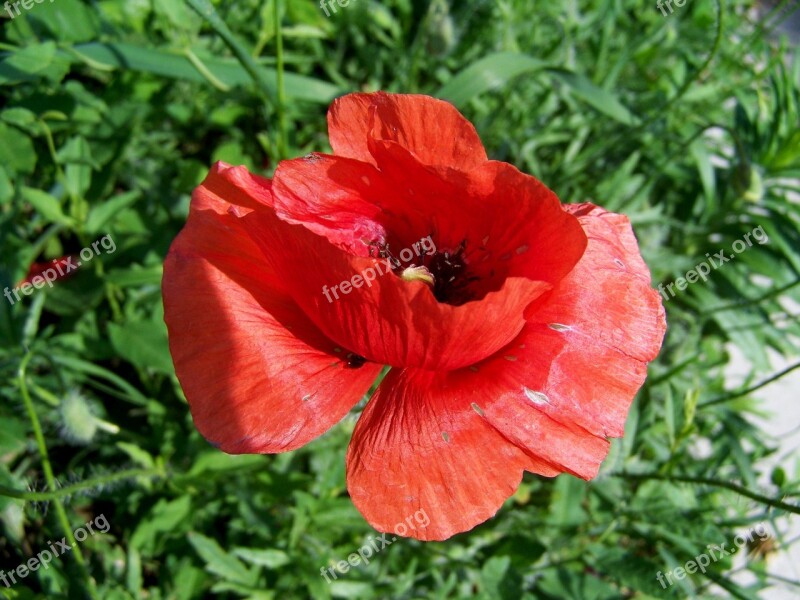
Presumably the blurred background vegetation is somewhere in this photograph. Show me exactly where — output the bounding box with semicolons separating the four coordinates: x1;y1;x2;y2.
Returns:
1;0;799;598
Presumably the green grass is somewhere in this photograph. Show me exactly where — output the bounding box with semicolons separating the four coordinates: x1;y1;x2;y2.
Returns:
1;0;799;598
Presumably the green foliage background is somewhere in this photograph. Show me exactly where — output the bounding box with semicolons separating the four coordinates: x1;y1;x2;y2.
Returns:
1;0;799;598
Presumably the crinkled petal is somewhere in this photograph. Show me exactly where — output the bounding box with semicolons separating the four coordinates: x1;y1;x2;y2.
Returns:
346;368;610;541
272;144;587;298
328;92;488;169
489;202;667;438
239;204;553;370
162;163;382;454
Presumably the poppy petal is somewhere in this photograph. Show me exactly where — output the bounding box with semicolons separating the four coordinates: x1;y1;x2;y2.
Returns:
240;205;554;371
272;146;587;298
346;368;610;541
163;163;383;454
272;154;388;256
327;92;488;169
366;140;588;288
480;202;667;439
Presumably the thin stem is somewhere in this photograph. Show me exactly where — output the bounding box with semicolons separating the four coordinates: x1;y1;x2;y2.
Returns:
0;468;163;502
18;352;100;600
701;361;800;407
699;278;800;315
183;48;231;92
274;0;288;160
185;0;273;99
650;0;724;125
619;473;800;515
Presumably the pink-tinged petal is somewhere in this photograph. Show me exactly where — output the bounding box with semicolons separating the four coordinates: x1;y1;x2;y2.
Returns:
327;92;488;169
346;368;610;541
272;154;388;256
162;164;382;454
479;202;667;439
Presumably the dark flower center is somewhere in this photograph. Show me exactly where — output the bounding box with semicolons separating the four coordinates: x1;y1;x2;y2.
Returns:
372;237;477;306
426;241;476;305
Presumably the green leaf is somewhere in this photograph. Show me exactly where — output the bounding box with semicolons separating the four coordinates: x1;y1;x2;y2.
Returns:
20;187;73;226
56;136;97;167
1;107;41;134
329;581;375;598
0;417;27;458
51;354;150;405
0;122;37;174
0;165;14;204
437;52;546;107
188;532;258;586
0;42;55;84
63;42;341;103
85;191;141;234
480;556;522;600
116;442;156;470
25;0;100;43
233;547;291;569
126;546;143;596
212;140;252;170
104;265;163;288
107;320;174;375
547;69;639;125
690;139;717;217
131;496;193;552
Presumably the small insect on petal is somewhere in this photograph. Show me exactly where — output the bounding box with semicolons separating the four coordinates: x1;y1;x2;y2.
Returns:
345;353;367;369
523;387;550;406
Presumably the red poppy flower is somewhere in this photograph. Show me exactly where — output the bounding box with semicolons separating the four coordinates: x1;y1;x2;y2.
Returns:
162;92;666;541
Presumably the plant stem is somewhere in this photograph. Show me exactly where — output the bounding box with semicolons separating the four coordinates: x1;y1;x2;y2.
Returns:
18;352;100;600
618;473;800;515
701;361;800;407
0;468;164;502
274;0;288;160
185;0;273;99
